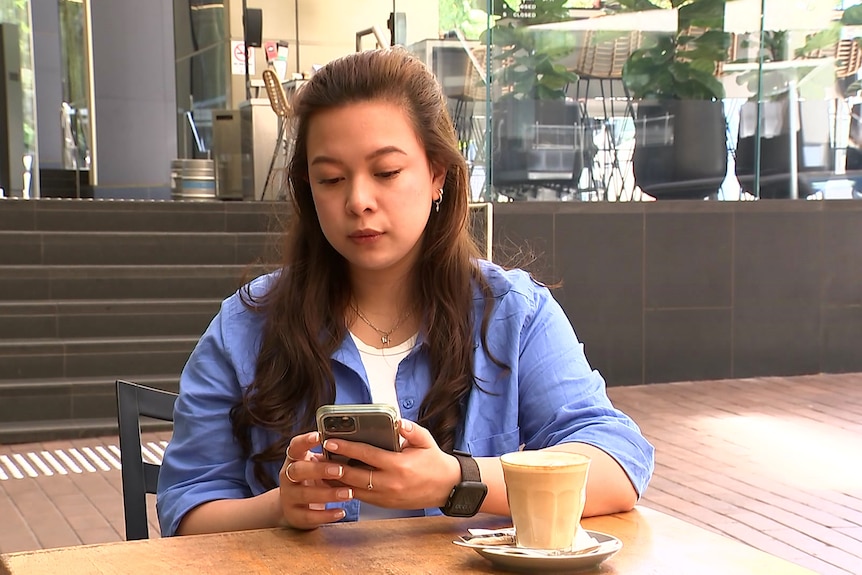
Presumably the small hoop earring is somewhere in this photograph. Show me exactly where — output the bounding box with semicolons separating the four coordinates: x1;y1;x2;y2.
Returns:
434;188;444;213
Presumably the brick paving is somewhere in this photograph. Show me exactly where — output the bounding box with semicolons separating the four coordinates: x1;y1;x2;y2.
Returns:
1;374;860;574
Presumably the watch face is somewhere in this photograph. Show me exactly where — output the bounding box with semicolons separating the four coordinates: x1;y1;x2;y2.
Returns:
446;481;488;517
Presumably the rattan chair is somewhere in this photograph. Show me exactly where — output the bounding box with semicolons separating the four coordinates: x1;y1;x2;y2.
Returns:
116;379;177;540
261;68;292;201
570;30;645;200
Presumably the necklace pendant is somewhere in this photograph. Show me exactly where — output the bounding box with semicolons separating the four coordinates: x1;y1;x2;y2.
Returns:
381;335;389;345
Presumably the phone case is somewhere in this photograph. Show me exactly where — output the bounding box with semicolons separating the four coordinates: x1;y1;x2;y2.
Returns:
316;404;402;468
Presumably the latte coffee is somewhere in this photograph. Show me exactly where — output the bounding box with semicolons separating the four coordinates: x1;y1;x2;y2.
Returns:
500;451;591;551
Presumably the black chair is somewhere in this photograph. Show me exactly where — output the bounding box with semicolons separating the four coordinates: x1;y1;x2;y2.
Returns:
115;379;177;540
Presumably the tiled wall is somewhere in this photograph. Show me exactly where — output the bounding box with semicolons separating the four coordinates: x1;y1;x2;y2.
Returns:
493;200;862;386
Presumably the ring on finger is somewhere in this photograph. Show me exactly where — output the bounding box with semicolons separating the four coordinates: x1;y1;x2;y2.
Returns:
285;461;300;484
285;447;299;463
367;469;373;491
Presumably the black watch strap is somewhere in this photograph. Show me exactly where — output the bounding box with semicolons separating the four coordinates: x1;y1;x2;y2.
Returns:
453;449;481;482
440;450;487;517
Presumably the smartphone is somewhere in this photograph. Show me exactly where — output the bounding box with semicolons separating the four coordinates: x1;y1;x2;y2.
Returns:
316;403;402;469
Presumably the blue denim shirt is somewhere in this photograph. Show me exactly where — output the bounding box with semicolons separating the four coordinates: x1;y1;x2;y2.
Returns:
157;261;654;536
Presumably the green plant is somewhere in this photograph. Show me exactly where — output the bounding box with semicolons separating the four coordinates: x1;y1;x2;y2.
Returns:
797;4;862;58
798;4;862;96
620;0;731;100
439;0;491;40
731;4;862;100
482;0;579;100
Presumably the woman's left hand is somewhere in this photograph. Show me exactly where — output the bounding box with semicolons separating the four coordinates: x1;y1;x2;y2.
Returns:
321;419;461;510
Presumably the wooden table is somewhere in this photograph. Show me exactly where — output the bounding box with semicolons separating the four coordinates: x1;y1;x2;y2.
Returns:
0;507;814;574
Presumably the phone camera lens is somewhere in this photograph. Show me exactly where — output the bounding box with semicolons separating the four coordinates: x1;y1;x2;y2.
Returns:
325;415;356;434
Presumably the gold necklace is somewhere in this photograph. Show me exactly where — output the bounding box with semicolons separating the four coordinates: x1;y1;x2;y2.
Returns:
350;303;412;347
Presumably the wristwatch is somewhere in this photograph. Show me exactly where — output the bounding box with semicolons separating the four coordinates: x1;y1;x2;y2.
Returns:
440;450;488;517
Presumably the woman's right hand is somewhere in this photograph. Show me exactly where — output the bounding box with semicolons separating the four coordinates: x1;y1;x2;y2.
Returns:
277;431;355;529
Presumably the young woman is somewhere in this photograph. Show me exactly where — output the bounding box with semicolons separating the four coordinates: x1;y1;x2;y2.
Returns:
157;48;654;536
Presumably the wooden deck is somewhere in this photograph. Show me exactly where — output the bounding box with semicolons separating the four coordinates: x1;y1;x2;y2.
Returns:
1;373;860;574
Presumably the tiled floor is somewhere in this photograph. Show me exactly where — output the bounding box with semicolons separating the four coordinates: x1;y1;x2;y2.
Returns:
1;373;860;574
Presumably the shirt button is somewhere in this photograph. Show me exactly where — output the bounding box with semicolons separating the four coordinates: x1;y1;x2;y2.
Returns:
402;398;414;409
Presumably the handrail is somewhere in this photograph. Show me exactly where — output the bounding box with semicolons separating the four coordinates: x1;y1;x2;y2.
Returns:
184;111;206;154
355;25;388;52
452;28;487;85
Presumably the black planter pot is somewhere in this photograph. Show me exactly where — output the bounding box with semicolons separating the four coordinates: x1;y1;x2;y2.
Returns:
632;100;728;200
734;133;815;199
734;100;831;200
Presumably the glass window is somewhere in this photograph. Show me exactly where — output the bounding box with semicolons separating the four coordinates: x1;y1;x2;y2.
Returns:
58;0;90;170
475;0;862;201
1;0;35;198
174;0;228;159
0;0;33;155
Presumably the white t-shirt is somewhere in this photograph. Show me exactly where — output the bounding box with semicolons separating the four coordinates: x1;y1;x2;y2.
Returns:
349;332;417;414
349;331;424;520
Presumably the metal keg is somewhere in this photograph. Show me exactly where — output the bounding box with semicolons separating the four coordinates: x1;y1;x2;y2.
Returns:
171;159;217;200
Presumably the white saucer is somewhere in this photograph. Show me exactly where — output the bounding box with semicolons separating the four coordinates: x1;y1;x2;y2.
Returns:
455;530;622;573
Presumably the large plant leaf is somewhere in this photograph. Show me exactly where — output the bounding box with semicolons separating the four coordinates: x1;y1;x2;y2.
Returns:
623;46;674;98
795;26;841;59
680;41;729;65
481;24;516;48
843;4;862;26
532;0;571;24
670;62;724;98
535;83;563;99
679;0;724;30
538;73;572;91
694;29;732;52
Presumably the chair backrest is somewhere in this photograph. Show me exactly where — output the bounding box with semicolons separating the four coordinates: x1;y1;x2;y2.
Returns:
573;30;644;80
262;68;290;118
115;379;177;540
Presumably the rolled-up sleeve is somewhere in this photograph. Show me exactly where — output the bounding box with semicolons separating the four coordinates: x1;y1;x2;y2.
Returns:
156;298;252;536
516;285;655;498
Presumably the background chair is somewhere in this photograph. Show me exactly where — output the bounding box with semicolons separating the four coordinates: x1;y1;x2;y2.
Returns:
568;30;649;201
115;379;177;540
260;68;291;201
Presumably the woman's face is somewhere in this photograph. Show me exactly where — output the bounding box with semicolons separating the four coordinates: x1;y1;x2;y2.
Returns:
306;100;445;277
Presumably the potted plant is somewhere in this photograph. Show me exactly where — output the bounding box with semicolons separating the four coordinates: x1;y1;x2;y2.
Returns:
483;0;584;199
733;5;862;199
619;0;732;199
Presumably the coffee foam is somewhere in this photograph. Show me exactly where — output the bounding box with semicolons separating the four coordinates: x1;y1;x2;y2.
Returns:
500;451;591;469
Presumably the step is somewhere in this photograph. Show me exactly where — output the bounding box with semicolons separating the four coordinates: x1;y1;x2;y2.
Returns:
0;299;221;339
0;336;199;381
0;417;173;445
0;264;254;300
0;375;179;428
0;230;276;266
38;169;94;199
0;198;276;233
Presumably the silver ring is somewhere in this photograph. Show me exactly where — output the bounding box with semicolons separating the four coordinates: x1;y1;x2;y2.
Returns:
367;469;373;491
285;461;300;484
285;448;299;463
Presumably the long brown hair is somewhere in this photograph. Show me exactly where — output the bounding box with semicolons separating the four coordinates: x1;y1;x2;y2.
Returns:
230;48;499;489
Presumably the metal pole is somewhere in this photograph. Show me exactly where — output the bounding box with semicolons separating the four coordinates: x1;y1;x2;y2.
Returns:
752;0;767;199
787;77;799;199
483;5;493;202
243;0;250;101
294;0;300;74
